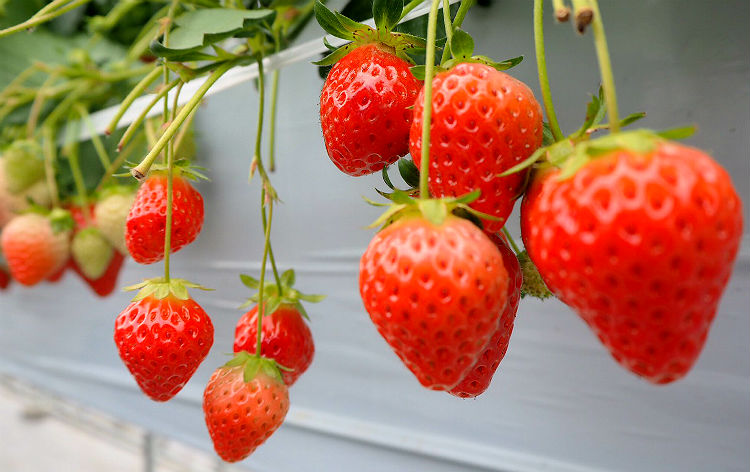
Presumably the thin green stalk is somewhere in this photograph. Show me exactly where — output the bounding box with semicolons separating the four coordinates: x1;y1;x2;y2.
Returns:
76;104;111;171
96;131;145;192
399;0;424;21
589;0;619;132
117;79;180;151
253;56;266;173
418;0;443;200
534;0;564;141
501;227;522;254
268;33;281;172
439;0;453;64
260;189;282;290
132;61;235;180
451;0;475;29
66;128;90;222
26;73;59;138
105;67;162;134
40;82;89;129
42;126;60;208
0;0;91;39
0;64;40;102
255;197;275;359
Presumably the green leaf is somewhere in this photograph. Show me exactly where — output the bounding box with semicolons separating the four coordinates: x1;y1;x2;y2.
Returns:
618;112;646;128
381;165;395;190
656;125;696;140
389;189;415;205
314;1;356;40
450;29;474;59
240;274;260;289
373;0;403;31
571;87;606;138
150;8;275;60
281;269;295;287
298;293;326;303
313;43;355;66
409;65;425;80
397;158;420;188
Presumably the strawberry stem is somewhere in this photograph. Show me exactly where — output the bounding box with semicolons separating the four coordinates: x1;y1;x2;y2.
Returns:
268;33;281;172
440;0;453;64
76;104;112;171
26;72;59;139
399;0;424;21
255;196;275;359
162;0;180;283
0;0;91;39
534;0;564;142
501;227;522;254
105;67;162;135
41;126;60;208
589;0;619;133
260;188;283;290
418;0;443;200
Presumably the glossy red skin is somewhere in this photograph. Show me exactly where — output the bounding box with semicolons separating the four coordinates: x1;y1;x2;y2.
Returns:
203;366;289;462
125;175;204;264
0;266;10;290
114;294;214;401
410;63;543;233
320;44;422;176
234;304;314;387
70;252;124;297
521;141;743;384
360;215;509;390
449;233;521;398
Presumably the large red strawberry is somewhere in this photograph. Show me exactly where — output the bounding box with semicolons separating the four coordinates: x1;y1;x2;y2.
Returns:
125;171;204;264
203;353;289;462
449;233;521;398
234;304;315;387
360;207;509;390
315;1;424;176
320;44;421;176
0;210;73;286
114;278;214;401
521;136;743;384
410;62;543;233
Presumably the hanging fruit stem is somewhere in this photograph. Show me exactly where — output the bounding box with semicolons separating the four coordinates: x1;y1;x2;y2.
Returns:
589;0;620;132
418;0;444;200
534;0;564;141
255;194;275;359
41;126;60;208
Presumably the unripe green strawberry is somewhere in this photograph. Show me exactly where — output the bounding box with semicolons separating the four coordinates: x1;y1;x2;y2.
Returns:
72;227;114;280
94;187;135;254
0;158;51;227
3;140;45;194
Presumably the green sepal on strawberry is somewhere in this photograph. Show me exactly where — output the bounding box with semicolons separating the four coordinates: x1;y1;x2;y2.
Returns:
114;277;214;401
238;268;325;320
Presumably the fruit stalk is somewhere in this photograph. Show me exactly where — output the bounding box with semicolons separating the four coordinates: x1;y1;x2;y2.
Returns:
533;0;564;141
501;227;522;254
440;0;454;63
268;33;282;172
76;104;111;170
589;0;619;132
131;61;235;180
418;0;444;200
0;0;92;39
260;188;283;290
255;194;276;359
42;126;60;208
105;67;162;135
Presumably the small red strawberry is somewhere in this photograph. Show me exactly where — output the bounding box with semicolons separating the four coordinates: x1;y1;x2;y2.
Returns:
46;264;67;283
410;62;543;233
234;269;323;386
360;197;509;390
95;186;136;254
0;209;73;286
449;233;521;398
203;353;289;463
234;304;315;387
315;1;424;176
521;134;743;384
125;170;204;264
0;265;10;290
114;278;214;401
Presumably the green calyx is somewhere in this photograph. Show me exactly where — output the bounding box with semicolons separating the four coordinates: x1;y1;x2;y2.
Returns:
517;251;552;300
144;160;209;182
313;0;425;65
124;277;212;302
409;29;523;80
47;208;74;234
239;268;325;320
2;140;45;194
500;127;695;182
366;187;496;230
224;351;284;384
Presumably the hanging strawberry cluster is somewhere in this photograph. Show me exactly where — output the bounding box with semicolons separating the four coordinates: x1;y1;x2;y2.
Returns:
317;0;743;397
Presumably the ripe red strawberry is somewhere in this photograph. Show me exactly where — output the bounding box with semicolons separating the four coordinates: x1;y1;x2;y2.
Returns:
320;43;422;176
449;233;521;398
114;279;214;401
0;265;10;290
360;214;509;390
125;172;204;264
410;63;543;233
234;303;315;387
0;210;73;286
203;353;289;462
521;139;743;384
